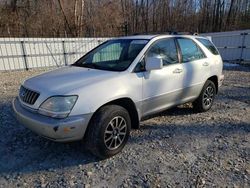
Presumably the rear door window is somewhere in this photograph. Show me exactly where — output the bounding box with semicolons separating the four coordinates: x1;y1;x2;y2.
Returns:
177;38;206;62
196;38;219;55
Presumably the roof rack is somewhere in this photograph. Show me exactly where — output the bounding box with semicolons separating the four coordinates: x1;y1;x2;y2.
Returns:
174;32;199;35
132;31;199;36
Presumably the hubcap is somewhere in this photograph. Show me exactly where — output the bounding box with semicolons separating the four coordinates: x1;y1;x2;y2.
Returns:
104;116;127;150
203;85;214;107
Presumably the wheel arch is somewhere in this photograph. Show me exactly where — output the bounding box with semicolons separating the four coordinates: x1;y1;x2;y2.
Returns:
207;75;218;93
89;97;140;130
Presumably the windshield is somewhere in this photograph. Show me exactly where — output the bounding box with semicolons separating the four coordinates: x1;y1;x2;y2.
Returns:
72;39;149;71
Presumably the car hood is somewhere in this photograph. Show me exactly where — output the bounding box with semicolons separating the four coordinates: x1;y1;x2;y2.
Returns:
24;66;119;94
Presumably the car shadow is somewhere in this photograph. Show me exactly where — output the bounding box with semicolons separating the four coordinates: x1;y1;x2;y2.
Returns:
0;100;100;175
0;134;100;175
139;120;250;136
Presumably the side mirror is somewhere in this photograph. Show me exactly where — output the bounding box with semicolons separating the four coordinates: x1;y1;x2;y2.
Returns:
145;57;163;71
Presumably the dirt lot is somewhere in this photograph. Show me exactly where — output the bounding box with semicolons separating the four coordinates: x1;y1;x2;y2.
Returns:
0;65;249;187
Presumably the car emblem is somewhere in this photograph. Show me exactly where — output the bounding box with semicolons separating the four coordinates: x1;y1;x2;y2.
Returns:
20;90;26;98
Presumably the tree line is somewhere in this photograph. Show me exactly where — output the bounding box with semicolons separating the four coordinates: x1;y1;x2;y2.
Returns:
0;0;249;37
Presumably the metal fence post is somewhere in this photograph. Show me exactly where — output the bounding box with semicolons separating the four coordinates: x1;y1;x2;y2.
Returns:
20;41;28;70
239;32;247;64
62;41;67;66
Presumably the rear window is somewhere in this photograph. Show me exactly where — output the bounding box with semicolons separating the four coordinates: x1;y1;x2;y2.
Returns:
196;38;219;55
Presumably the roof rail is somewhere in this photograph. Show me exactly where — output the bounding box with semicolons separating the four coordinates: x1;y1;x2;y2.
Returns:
132;31;177;35
132;31;199;36
172;32;199;35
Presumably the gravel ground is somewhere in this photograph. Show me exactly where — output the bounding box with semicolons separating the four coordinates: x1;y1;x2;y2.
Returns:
0;65;249;188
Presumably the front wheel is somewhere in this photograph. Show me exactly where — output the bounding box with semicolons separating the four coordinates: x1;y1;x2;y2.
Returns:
193;80;216;112
84;105;131;159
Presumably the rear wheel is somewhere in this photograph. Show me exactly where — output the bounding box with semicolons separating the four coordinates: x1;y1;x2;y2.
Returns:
84;105;131;159
193;80;216;112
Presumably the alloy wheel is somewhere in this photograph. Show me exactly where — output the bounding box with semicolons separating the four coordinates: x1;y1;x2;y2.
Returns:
203;85;214;107
104;116;127;150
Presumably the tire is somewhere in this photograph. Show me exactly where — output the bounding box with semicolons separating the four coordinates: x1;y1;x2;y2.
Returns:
193;80;216;112
84;105;131;159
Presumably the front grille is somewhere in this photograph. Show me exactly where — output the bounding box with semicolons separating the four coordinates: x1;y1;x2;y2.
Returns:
19;86;40;105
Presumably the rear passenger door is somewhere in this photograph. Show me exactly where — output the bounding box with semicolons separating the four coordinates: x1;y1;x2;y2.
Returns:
176;37;210;99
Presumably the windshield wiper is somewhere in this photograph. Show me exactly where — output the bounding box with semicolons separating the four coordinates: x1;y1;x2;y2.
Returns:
72;63;123;71
72;63;99;69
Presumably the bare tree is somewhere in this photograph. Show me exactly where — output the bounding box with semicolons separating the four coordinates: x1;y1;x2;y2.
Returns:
0;0;249;37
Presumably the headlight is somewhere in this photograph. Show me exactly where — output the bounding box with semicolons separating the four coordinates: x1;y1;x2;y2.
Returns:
38;96;78;118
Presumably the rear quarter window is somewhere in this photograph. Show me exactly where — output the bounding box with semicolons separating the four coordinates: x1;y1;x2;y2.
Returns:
196;38;219;55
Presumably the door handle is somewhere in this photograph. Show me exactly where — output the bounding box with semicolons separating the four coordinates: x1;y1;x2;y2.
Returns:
173;68;183;73
202;62;209;66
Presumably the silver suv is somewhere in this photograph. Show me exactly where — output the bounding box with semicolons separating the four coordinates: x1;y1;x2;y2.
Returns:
13;35;224;158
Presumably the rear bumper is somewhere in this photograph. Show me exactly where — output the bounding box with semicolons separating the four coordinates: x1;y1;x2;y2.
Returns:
12;98;92;142
219;75;224;87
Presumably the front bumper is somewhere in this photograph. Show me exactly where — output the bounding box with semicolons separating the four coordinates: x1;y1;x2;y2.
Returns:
12;98;92;142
